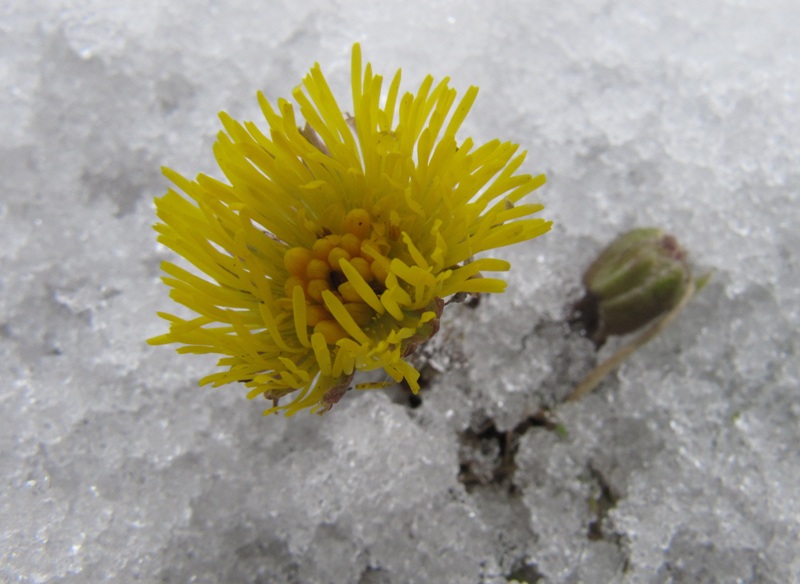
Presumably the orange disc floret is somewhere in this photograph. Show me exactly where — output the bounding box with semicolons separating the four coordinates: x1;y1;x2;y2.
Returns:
344;208;371;239
370;259;390;285
306;304;331;327
328;247;352;271
284;276;305;298
349;256;373;282
307;279;331;303
340;233;362;257
312;237;337;261
306;258;331;280
284;247;313;276
314;320;349;344
338;281;362;303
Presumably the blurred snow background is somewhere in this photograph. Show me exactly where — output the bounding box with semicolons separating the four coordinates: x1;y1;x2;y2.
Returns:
2;0;799;582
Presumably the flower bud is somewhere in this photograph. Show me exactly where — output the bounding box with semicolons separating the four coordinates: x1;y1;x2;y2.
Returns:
573;228;691;346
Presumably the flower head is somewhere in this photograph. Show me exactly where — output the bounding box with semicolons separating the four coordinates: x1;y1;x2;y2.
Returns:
149;44;550;415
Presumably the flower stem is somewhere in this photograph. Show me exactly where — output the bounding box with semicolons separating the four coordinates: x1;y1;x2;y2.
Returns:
565;277;696;403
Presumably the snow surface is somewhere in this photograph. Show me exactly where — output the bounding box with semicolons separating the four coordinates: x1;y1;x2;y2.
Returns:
2;1;799;582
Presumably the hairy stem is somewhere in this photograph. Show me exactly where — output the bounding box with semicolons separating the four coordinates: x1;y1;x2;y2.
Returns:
565;277;696;403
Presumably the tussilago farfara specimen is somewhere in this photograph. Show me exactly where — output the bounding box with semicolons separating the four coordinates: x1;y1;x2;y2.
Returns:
149;44;550;415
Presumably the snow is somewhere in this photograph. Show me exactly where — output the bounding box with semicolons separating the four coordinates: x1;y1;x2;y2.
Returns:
2;1;799;582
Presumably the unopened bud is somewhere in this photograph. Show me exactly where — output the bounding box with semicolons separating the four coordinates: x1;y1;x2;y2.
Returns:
573;228;691;346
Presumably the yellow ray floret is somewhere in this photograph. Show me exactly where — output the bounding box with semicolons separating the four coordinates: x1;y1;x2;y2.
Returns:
149;43;551;415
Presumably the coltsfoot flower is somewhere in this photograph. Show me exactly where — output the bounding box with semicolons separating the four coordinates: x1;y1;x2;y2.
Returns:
149;44;550;415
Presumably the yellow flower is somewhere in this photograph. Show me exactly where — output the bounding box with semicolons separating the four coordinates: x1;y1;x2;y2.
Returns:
148;44;551;415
